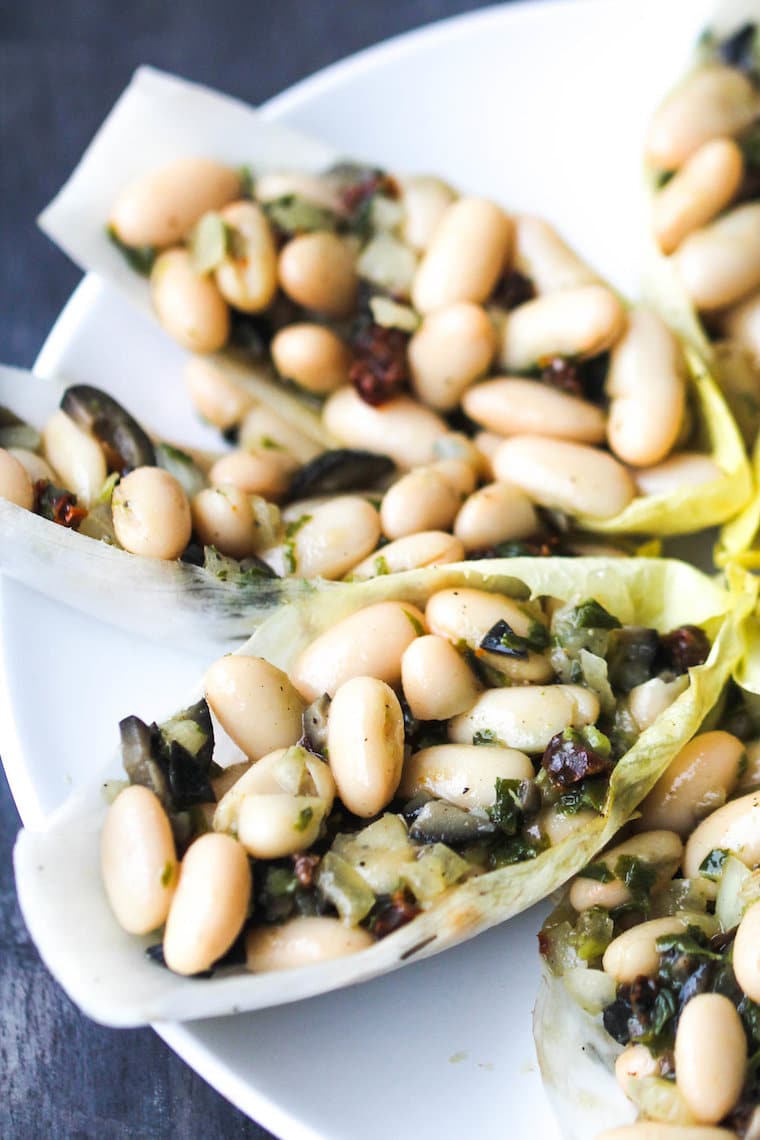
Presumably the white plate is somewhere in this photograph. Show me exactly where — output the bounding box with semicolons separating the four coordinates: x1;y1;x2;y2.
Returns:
2;0;715;1135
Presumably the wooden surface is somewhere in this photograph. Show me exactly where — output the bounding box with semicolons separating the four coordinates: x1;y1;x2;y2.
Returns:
1;1;501;1136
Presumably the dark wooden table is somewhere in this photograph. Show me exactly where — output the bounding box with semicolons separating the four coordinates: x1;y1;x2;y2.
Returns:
1;1;506;1136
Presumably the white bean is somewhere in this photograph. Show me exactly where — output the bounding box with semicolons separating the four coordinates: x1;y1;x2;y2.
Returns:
255;171;344;213
606;307;686;467
323;387;447;469
493;435;635;519
683;791;760;881
184;357;255;430
214;747;334;834
246;915;375;972
513;215;600;293
463;377;606;444
110;157;240;248
204;654;305;759
348;531;465;579
614;1044;659;1096
286;495;381;579
327;676;405;817
163;832;250;975
239;406;321;463
271;323;351;395
645;64;758;171
215;200;278;313
569;830;682;912
0;448;34;509
540;807;597;846
675;993;746;1124
151;249;230;353
733;899;760;1002
454;482;539;552
499;285;626;371
399;742;532;811
399;175;457;252
433;431;491;478
412;197;513;313
7;447;56;486
191;484;259;559
237;793;325;857
628;675;688;732
290;600;426;701
722;287;760;366
401;635;481;721
602;916;694;983
408;302;496;410
675;203;760;311
208;448;295;500
427;459;477;497
654;137;744;255
380;469;461;540
634;453;722;498
637;731;744;837
101;785;177;935
448;684;599;752
112;467;191;559
597;1126;736;1140
42;409;107;505
279;232;358;316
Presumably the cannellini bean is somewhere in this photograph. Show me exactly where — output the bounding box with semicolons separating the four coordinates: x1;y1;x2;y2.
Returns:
722;287;760;366
204;654;305;759
271;323;351;395
101;785;177;935
184;358;255;430
255;171;345;213
380;469;462;540
110;157;240;248
191;484;260;559
0;448;34;509
327;676;405;816
349;531;465;579
426;586;552;684
399;175;457;252
408;302;496;410
290;600;426;701
645;65;758;171
597;1126;737;1140
279;232;358;316
463;377;606;444
401;635;481;720
163;833;250;975
208;448;295;500
323;388;447;469
737;739;760;794
448;684;599;752
239;406;321;463
412;197;512;313
675;993;746;1124
733;900;760;1002
637;731;744;837
628;675;689;732
433;431;490;478
569;830;682;912
7;447;57;485
614;1044;659;1096
602;916;696;983
540;807;597;846
214;747;334;834
675;203;760;311
606;308;685;467
42;409;107;505
454;482;539;552
237;793;325;857
112;467;191;559
286;495;381;578
634;453;722;498
473;431;504;478
513;215;600;293
499;285;625;371
683;791;760;880
428;458;477;497
246;915;375;972
399;742;532;811
214;200;278;312
151;249;230;353
653;137;744;255
494;435;635;519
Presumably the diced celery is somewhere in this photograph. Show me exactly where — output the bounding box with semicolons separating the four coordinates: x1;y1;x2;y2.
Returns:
317;852;375;925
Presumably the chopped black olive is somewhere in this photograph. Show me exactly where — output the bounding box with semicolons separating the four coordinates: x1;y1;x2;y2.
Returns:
284;449;395;503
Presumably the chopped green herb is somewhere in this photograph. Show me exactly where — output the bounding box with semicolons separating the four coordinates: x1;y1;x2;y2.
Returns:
283;514;312;574
578;861;616;883
403;609;426;637
160;861;175;888
238;165;255;199
106;224;157;276
295;806;315;832
472;729;499;746
488;778;522;837
567;600;622;631
615;855;656;907
558;776;608;815
260;435;286;451
699;847;731;882
373;554;390;576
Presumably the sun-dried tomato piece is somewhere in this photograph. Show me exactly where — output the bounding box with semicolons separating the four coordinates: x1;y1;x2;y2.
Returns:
341;172;399;217
540;356;585;398
350;321;409;406
372;890;421;938
658;625;711;674
292;852;320;889
541;729;612;787
492;269;535;310
34;480;87;530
